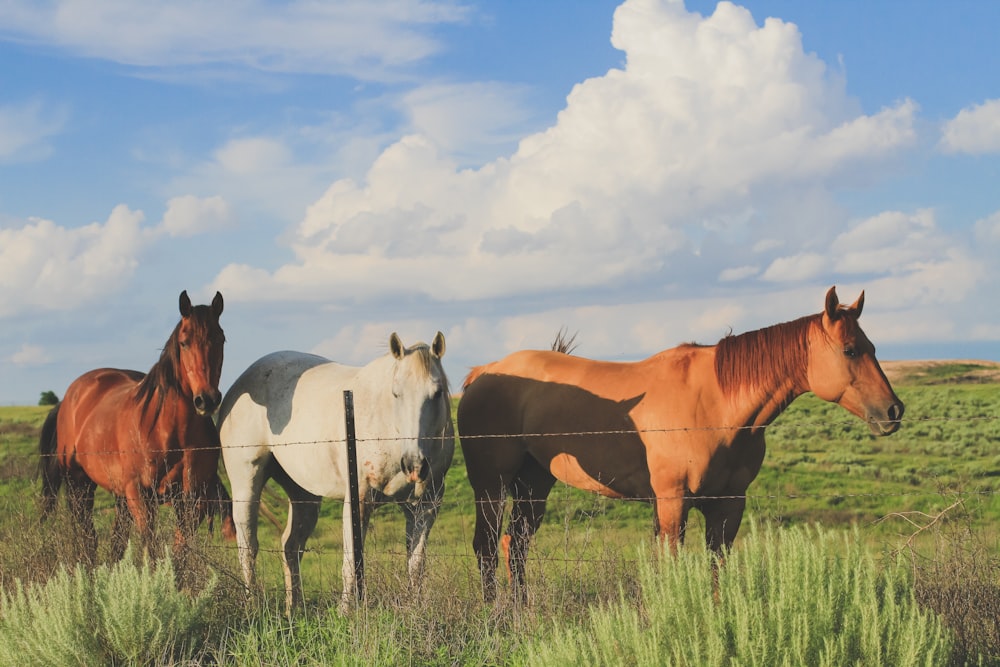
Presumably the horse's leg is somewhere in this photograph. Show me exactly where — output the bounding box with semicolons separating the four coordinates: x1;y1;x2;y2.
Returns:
700;495;746;600
469;479;508;602
65;476;98;565
109;496;134;561
171;490;203;588
701;496;746;556
122;483;158;560
227;455;272;597
402;481;445;592
338;494;372;612
205;472;236;541
280;483;322;616
506;457;557;603
652;485;690;555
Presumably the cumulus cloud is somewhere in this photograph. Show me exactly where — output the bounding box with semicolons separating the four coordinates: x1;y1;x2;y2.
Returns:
0;205;146;317
0;99;67;163
0;0;470;82
401;82;541;165
158;195;233;237
940;99;1000;154
213;0;918;305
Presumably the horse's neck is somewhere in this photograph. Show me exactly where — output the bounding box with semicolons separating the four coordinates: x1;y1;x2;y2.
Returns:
338;357;397;427
713;322;811;433
135;378;193;436
730;378;804;433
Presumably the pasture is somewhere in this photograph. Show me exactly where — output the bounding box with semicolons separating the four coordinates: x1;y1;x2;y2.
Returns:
1;361;999;664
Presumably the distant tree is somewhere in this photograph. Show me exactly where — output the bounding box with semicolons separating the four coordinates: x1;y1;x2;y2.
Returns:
38;390;59;406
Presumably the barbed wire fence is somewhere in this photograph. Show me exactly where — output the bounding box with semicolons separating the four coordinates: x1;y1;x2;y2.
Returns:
3;407;999;604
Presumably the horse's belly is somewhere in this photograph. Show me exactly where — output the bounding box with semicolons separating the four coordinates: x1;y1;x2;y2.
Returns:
548;453;629;498
272;444;348;499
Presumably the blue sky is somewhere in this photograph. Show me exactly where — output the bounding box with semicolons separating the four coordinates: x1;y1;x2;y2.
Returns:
2;0;999;405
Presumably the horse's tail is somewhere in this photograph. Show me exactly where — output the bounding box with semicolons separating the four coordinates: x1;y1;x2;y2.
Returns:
38;403;62;518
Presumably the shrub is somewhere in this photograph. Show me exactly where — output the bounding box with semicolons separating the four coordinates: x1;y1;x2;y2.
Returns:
522;522;953;666
0;547;215;665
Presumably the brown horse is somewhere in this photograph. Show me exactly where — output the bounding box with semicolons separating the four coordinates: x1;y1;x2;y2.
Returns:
457;286;904;600
38;290;233;564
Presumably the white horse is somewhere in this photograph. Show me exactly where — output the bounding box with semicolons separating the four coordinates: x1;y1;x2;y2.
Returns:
218;332;453;613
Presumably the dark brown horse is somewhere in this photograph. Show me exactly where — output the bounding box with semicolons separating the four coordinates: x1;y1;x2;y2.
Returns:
39;291;234;564
458;286;904;600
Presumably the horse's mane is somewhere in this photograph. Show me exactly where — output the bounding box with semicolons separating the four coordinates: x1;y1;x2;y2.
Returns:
551;328;578;355
712;313;818;397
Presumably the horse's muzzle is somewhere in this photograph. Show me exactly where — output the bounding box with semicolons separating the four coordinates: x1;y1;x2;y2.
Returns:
869;400;904;436
401;456;431;483
193;390;221;416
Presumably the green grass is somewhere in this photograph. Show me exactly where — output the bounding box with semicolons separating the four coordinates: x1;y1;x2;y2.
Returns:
2;372;999;664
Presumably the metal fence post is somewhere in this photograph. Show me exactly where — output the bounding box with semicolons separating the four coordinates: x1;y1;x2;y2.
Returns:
343;389;365;601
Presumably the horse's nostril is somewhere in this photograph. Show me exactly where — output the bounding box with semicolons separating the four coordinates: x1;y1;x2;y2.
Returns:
888;403;904;422
194;395;205;411
419;457;430;481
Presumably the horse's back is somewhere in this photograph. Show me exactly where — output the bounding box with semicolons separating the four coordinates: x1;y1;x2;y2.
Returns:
219;351;360;497
57;368;143;445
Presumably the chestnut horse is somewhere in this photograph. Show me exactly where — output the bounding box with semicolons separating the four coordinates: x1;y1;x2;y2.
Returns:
38;290;233;564
458;286;904;600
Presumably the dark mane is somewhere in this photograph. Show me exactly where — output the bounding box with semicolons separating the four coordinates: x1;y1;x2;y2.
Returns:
136;321;184;423
714;313;817;396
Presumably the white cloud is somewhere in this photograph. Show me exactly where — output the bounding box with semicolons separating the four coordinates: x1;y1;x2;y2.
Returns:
212;0;920;305
0;0;470;82
158;195;233;237
0;99;67;163
401;82;540;165
940;99;1000;154
8;343;51;366
761;253;827;282
719;265;758;282
214;138;291;174
0;205;146;317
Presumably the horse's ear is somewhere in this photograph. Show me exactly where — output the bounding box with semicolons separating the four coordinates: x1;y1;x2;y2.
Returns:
432;331;446;358
212;291;224;317
390;333;405;359
845;291;864;318
179;290;192;317
824;286;840;321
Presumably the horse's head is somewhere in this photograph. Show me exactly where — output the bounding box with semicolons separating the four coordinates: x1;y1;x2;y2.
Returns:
806;286;903;436
388;331;451;486
177;290;226;417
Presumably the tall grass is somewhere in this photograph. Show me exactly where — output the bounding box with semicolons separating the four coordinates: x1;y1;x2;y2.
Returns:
522;521;953;667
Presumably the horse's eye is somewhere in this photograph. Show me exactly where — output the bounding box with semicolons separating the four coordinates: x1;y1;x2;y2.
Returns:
180;340;190;350
843;346;856;359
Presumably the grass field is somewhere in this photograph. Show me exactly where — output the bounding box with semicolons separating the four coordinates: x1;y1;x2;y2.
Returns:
1;361;999;663
3;363;999;596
